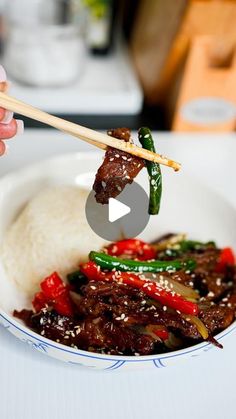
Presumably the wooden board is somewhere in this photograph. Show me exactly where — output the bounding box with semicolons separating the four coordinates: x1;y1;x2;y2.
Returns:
130;0;236;104
172;35;236;131
130;0;188;103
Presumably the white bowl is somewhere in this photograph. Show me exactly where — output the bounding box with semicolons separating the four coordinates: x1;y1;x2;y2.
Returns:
0;152;235;370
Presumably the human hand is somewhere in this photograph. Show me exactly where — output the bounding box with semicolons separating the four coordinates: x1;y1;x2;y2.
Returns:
0;65;24;156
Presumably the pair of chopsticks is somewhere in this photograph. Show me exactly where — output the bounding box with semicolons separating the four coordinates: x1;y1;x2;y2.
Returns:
0;91;181;171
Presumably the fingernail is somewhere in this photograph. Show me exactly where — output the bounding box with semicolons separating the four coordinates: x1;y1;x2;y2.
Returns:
16;119;24;135
1;110;13;124
0;65;7;82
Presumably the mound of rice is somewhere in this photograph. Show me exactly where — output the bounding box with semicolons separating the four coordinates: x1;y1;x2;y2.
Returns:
1;186;108;297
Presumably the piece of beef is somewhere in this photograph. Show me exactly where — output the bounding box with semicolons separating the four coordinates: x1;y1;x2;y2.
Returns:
199;305;234;333
15;308;155;355
93;128;145;204
13;245;236;355
70;281;202;341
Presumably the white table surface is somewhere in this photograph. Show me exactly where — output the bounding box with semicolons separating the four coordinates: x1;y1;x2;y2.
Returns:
0;130;235;419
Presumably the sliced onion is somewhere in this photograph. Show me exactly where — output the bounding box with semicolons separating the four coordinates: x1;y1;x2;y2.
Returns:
136;325;167;342
142;273;199;301
165;278;199;301
183;314;209;340
145;325;169;340
69;291;82;307
152;233;187;251
165;332;183;349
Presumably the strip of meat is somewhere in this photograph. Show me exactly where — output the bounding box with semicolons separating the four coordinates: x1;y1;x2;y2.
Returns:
199;305;234;333
93;128;145;204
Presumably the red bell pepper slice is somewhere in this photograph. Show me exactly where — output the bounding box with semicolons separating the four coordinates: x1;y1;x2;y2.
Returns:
32;272;73;316
153;328;169;341
216;247;235;272
32;291;47;312
40;272;65;299
53;287;73;317
80;261;199;316
146;325;169;341
106;239;156;261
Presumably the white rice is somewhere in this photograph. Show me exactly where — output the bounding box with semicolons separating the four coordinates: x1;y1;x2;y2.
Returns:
0;186;108;297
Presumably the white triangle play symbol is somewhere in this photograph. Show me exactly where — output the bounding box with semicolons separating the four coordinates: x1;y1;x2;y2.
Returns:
108;198;131;223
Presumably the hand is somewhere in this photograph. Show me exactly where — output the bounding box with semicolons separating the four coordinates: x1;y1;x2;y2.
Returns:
0;65;24;156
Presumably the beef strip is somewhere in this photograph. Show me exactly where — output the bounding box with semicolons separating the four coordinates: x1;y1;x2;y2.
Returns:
199;305;234;333
93;128;145;204
14;245;236;355
15;309;155;355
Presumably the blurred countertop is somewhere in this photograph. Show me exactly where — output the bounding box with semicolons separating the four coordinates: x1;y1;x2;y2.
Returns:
0;130;235;419
10;46;143;116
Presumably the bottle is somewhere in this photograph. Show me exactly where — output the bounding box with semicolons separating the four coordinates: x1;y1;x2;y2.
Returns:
84;0;115;55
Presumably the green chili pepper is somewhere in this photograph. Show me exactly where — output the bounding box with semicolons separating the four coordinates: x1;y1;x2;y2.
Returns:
89;251;196;273
179;240;216;252
158;248;182;259
138;127;162;215
67;270;88;289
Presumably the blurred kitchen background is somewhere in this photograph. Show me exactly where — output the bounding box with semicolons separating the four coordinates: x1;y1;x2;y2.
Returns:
0;0;236;131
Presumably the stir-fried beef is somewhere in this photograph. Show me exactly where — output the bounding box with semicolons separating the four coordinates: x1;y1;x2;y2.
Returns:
14;240;236;356
93;128;144;204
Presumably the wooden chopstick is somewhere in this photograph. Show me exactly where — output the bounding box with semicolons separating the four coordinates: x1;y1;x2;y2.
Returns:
0;92;181;171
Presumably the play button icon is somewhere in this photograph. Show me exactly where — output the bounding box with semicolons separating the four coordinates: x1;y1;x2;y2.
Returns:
108;198;131;222
85;180;150;241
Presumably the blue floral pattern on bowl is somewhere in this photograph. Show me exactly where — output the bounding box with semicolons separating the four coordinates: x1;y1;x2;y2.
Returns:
1;311;236;371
